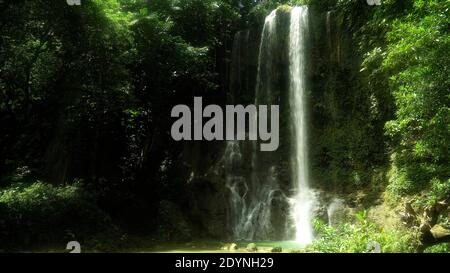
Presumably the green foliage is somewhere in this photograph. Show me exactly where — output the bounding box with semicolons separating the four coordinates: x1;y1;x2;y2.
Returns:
428;178;450;205
308;214;416;253
387;156;426;197
425;243;450;253
382;0;450;200
0;182;115;249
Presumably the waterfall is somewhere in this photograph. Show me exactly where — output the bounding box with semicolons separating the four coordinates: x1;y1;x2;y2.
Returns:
288;6;317;245
243;9;280;240
222;11;279;241
225;6;317;243
327;198;345;227
255;9;277;105
222;140;248;238
224;10;281;241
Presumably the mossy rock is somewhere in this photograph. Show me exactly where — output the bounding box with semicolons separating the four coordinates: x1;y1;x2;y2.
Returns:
277;5;292;15
246;243;258;252
271;246;283;253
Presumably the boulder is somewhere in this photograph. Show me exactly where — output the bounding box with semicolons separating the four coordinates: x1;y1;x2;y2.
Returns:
271;246;282;253
246;243;258;252
431;225;450;240
229;243;238;251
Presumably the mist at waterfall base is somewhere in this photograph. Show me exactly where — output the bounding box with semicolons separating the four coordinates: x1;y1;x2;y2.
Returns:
223;6;318;248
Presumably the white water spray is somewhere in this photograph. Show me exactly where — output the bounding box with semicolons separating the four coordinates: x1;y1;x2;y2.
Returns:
289;6;317;245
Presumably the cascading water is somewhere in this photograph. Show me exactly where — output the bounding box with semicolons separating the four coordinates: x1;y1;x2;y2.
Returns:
224;6;317;244
242;9;280;240
224;10;281;241
255;9;277;105
288;6;317;245
222;140;248;237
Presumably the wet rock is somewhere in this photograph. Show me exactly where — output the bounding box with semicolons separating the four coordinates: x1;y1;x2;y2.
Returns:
186;177;228;238
229;243;238;251
222;243;238;251
327;198;351;227
431;225;450;239
271;246;282;253
246;243;258;252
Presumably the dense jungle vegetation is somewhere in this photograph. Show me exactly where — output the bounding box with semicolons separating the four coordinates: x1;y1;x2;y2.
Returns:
0;0;448;252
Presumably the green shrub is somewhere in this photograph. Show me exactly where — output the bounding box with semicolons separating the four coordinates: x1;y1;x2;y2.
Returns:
387;160;423;197
307;212;416;253
425;243;450;253
0;182;116;250
383;0;450;202
428;178;450;205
